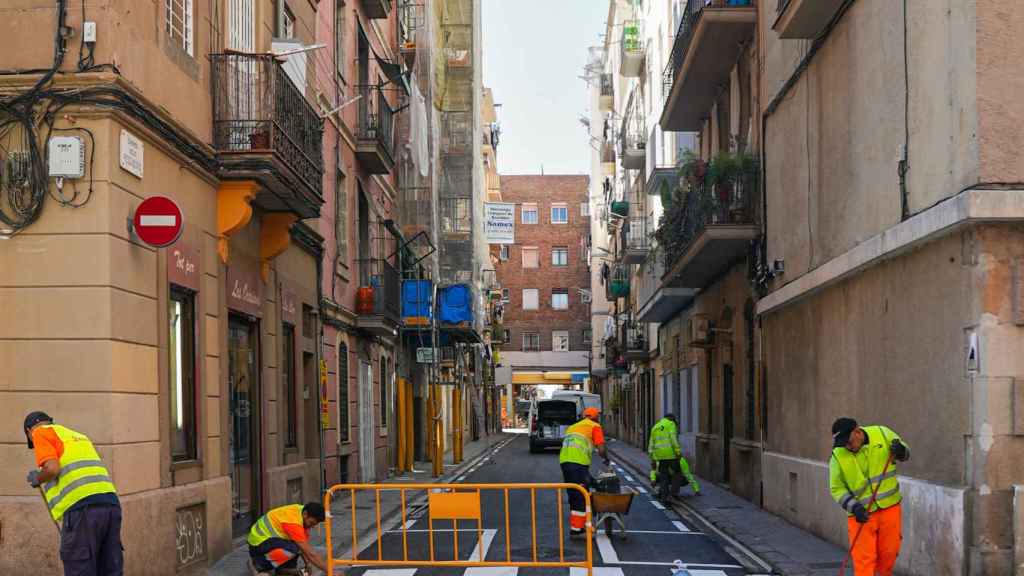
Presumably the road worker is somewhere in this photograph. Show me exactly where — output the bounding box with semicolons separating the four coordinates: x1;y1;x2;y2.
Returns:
248;502;329;575
559;406;609;538
648;414;699;499
24;411;123;576
829;417;910;576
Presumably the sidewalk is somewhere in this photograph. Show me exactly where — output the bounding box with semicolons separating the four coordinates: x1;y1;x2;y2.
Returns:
209;432;514;575
606;437;847;576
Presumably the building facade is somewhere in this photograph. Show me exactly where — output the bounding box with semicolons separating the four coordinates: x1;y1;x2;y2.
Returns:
497;176;591;389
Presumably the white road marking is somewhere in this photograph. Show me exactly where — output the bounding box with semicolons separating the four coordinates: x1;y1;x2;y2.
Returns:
650;499;666;510
618;529;704;535
622;475;635;482
361;570;418;576
455;476;466;482
685;571;730;576
595;533;620;564
633;485;647;494
402;519;417;529
467;529;498;561
464;568;517;576
139;215;177;226
672;520;692;532
571;567;625;576
610;561;743;569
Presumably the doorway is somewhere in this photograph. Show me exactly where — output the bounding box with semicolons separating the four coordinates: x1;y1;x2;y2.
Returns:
228;316;261;537
358;360;376;482
722;364;734;484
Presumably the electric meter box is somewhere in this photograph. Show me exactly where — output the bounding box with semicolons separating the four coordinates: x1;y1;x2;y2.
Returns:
48;135;86;178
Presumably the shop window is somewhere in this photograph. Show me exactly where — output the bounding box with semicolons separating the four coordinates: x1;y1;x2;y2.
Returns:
169;287;197;461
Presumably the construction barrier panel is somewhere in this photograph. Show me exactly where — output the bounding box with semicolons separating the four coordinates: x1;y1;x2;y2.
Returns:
324;482;593;576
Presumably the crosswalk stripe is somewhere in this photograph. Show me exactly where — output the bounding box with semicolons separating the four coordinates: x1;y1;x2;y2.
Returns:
685;571;729;576
464;568;517;576
633;485;647;494
650;499;665;510
362;570;418;576
468;529;497;561
595;533;619;564
570;567;625;576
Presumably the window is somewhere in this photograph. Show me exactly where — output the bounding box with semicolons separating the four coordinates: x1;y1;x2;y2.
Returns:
302;304;315;338
552;247;568;266
335;152;348;266
580;289;592;304
282;324;297;448
581;202;590;217
553;331;569;352
498;245;510;261
522;246;539;269
552;288;569;310
279;3;295;37
338;342;349;442
380;356;388;428
522;332;541;352
169;288;197;461
583;329;592;345
521;203;538;224
443;198;472;234
501;288;510;303
166;0;194;56
335;1;346;80
227;0;255;52
551;203;568;224
504;329;512;343
522;289;539;310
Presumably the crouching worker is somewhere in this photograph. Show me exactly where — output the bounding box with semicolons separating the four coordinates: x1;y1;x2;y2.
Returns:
248;502;329;575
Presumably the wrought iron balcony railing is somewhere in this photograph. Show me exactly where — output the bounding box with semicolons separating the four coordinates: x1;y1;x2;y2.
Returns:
356;257;401;324
659;162;759;272
357;84;396;165
663;0;754;97
210;53;323;206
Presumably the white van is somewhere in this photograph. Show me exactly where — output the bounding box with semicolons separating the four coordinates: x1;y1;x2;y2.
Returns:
550;390;602;419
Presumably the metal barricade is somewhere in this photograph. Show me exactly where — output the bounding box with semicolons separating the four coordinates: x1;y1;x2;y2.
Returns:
324;483;593;576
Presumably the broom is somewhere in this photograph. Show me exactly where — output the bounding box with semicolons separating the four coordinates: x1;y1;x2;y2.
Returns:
837;454;893;576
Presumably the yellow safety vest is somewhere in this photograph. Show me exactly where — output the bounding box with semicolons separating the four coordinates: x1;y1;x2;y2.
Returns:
41;425;117;522
559;419;600;466
829;425;905;515
248;504;305;547
648;418;681;460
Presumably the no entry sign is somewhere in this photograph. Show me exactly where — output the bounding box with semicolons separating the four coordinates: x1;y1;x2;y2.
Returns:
133;196;183;247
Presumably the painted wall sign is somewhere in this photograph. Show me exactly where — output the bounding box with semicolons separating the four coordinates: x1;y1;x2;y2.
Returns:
168;240;200;291
483;202;515;244
280;284;298;325
226;260;263;317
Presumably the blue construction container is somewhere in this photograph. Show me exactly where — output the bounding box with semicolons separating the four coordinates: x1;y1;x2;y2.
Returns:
401;280;433;326
438;284;473;326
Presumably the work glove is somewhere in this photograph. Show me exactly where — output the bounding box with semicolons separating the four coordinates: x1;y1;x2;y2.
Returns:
851;502;869;524
890;439;909;462
26;469;41;488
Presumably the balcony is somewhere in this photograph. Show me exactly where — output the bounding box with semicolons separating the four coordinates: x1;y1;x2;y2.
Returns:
660;0;757;132
599;73;614;112
210;53;324;218
364;0;392;19
659;158;759;289
398;1;423;64
620;90;646;170
637;251;695;323
647;165;679;197
624;217;650;264
356;85;396;174
773;0;845;39
440;197;472;238
620;19;644;78
607;264;630;300
623;325;650;362
356;258;401;338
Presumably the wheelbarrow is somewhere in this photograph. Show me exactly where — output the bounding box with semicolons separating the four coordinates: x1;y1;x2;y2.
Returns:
591;471;635;538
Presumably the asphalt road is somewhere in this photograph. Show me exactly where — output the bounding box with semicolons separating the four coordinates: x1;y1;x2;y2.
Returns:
334;433;768;576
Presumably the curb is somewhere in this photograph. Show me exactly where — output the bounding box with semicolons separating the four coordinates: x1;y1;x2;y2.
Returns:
607;443;777;576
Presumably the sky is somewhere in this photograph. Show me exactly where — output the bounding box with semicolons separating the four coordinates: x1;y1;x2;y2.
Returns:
483;0;608;176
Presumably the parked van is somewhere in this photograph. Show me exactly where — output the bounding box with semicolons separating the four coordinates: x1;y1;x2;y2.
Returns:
550;390;602;419
527;399;578;453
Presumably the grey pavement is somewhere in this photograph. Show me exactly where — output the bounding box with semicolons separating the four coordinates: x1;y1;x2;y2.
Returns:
605;438;847;576
209;432;516;576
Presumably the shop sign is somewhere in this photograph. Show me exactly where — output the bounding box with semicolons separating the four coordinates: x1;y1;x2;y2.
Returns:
167;239;200;291
416;347;436;363
320;359;329;427
226;260;263;317
483;202;515;244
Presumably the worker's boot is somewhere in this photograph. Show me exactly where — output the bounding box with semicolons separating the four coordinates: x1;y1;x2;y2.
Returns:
248;558;271;576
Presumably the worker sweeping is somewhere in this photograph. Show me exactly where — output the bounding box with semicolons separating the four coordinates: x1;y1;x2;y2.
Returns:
24;411;123;576
247;502;329;575
648;414;686;500
559;406;608;538
829;417;909;576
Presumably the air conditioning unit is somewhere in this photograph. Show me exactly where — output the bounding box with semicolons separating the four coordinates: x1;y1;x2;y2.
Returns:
688;313;711;347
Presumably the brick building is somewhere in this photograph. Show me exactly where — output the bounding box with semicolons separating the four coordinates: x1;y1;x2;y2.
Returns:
496;175;591;388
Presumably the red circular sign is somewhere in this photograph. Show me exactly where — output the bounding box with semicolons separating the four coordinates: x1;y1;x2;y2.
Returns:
133;196;183;248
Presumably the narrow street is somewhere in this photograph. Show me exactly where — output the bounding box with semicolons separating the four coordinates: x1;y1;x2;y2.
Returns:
337;433;762;576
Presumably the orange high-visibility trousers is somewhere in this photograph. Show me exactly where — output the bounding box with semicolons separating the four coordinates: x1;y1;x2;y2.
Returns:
846;503;902;576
